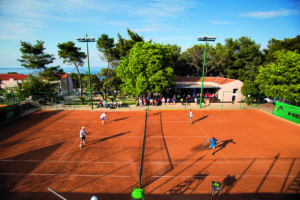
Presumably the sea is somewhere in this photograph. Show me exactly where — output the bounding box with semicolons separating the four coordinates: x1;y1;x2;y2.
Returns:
0;67;103;75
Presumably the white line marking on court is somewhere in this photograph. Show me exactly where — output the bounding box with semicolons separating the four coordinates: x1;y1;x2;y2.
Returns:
1;159;288;164
152;174;299;178
1;172;297;179
87;136;207;138
59;140;78;160
0;172;131;178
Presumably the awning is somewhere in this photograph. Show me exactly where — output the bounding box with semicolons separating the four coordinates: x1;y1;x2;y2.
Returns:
174;82;221;89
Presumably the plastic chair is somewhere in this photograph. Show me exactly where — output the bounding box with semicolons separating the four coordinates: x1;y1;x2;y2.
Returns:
210;181;221;198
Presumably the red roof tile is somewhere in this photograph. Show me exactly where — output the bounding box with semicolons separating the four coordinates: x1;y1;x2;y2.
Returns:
176;77;235;85
61;74;67;79
0;74;28;81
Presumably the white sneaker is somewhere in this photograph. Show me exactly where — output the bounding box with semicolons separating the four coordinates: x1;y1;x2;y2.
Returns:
83;141;86;144
80;144;82;148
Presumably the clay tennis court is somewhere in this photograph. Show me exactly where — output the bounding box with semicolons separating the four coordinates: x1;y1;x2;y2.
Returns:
0;109;299;200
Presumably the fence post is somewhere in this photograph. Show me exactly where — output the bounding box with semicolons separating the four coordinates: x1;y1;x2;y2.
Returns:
73;93;75;111
222;92;224;110
55;96;57;110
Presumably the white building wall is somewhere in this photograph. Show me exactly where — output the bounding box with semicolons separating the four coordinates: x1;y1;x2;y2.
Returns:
1;80;20;89
217;80;244;102
60;76;73;94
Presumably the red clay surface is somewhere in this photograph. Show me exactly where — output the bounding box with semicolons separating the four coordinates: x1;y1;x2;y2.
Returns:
0;109;299;200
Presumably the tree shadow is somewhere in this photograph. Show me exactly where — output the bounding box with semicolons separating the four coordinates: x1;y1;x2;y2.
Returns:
214;139;236;154
0;142;64;193
0;110;67;150
84;131;131;147
193;115;208;123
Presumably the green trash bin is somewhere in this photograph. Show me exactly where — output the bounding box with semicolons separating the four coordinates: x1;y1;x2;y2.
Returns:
131;186;145;200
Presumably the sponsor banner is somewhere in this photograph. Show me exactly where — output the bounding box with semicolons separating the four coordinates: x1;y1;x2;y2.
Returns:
274;101;300;124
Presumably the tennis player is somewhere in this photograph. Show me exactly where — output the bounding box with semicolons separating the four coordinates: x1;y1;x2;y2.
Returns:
189;109;193;124
100;112;106;126
80;126;87;148
205;137;222;155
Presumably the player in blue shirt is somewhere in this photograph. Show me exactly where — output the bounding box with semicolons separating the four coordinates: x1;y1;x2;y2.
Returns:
206;137;222;155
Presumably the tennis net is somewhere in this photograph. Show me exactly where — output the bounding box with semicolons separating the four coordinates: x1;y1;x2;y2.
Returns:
138;110;147;189
139;111;173;188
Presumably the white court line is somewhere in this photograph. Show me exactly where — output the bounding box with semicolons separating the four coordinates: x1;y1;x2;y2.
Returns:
153;174;299;178
0;172;297;179
196;123;230;163
0;159;279;164
0;172;130;178
59;140;79;160
87;135;207;138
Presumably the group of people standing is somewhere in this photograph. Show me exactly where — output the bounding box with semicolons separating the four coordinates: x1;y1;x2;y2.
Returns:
136;97;175;106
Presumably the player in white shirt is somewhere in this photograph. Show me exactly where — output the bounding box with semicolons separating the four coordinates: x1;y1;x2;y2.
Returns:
80;126;87;148
100;112;106;126
189;109;193;124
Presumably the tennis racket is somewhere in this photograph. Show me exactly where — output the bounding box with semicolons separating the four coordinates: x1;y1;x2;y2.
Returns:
202;142;207;150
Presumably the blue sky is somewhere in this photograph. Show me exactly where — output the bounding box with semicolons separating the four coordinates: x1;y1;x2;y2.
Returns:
0;0;299;71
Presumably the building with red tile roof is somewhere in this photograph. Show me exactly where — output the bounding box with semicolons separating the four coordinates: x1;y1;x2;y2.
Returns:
0;73;73;95
174;76;243;102
0;74;28;89
50;73;73;94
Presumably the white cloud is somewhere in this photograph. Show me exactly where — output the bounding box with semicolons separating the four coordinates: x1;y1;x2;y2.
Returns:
209;20;235;25
239;9;300;18
0;0;196;40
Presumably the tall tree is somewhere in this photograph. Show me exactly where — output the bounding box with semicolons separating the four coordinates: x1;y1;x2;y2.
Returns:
40;66;65;81
226;37;263;81
206;43;227;77
100;68;122;99
57;41;86;98
263;35;300;63
256;50;300;104
117;42;174;95
17;40;63;81
97;34;117;69
116;28;144;58
167;44;189;76
17;40;55;70
182;45;204;76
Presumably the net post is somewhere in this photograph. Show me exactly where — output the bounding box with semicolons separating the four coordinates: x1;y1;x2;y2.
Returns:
139;172;141;189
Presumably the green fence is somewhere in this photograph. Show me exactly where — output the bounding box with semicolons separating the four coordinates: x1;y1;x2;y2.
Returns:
273;101;300;124
0;104;21;124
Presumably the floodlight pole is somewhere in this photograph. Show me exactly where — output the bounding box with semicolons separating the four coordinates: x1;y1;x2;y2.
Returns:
197;36;216;108
77;34;95;109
